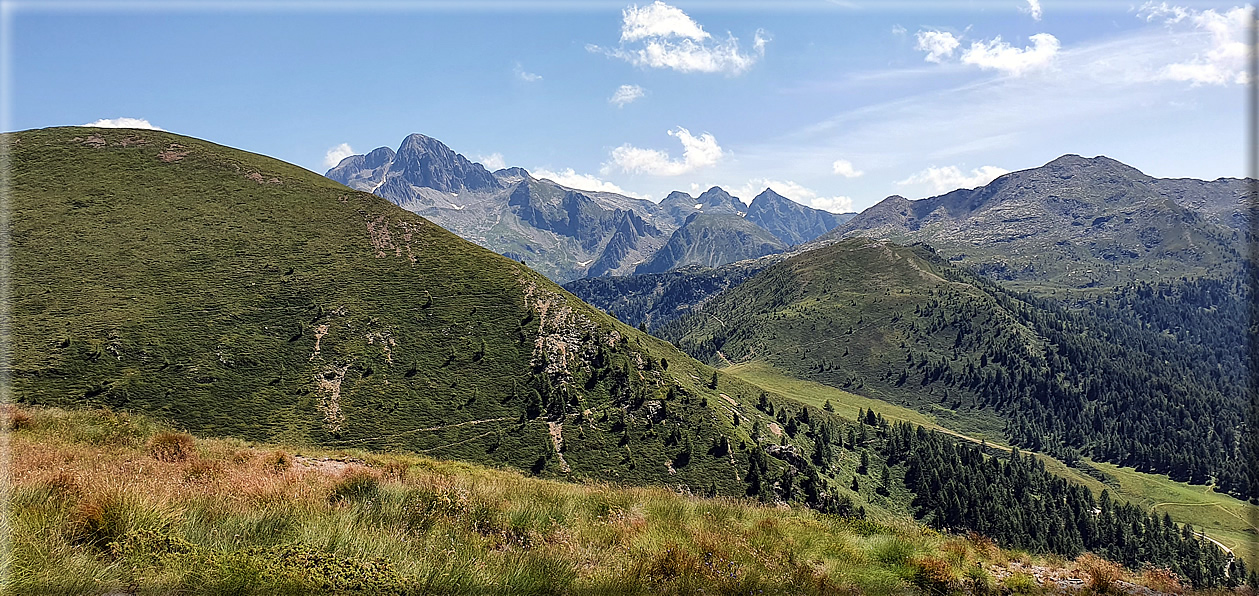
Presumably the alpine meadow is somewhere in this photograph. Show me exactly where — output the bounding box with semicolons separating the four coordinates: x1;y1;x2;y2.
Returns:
5;2;1257;595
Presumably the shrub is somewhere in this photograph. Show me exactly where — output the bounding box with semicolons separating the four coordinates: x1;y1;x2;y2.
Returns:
967;531;1001;562
1003;571;1042;595
262;450;292;472
379;459;409;482
1076;553;1124;595
68;494;127;548
5;405;31;430
871;535;915;565
330;469;380;504
1139;566;1185;595
964;563;994;595
182;458;221;482
910;555;959;595
148;431;196;462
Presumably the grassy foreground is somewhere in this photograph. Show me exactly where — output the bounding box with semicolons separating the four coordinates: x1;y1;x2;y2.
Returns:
6;405;1233;596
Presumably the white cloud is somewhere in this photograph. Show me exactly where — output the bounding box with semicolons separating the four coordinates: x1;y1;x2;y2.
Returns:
323;143;355;169
1024;0;1043;21
532;167;648;200
891;24;907;36
514;62;542;82
606;127;724;176
731;178;854;213
896;165;1009;193
610;84;646;107
621;1;709;42
596;1;767;75
1140;3;1252;85
81;117;162;130
961;33;1060;75
476;152;506;170
1138;1;1190;23
915;30;961;63
916;28;1059;76
832;159;864;178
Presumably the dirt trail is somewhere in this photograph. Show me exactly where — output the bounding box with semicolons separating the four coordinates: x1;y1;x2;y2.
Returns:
330;417;515;445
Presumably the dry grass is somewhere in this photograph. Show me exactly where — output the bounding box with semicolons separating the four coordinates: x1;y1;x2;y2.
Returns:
5;405;1185;595
147;431;196;462
1076;552;1125;595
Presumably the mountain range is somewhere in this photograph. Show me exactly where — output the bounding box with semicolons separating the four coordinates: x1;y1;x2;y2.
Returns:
11;125;1253;590
326;134;854;282
823;154;1251;292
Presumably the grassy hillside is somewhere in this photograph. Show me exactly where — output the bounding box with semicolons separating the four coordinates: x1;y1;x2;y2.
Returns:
658;238;1251;501
7;126;804;497
726;362;1259;567
6;405;1226;595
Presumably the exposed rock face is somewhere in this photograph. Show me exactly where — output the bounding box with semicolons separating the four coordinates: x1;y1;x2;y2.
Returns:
635;213;787;275
327;134;670;282
326;146;395;192
745;188;853;245
659;186;747;221
324;136;805;282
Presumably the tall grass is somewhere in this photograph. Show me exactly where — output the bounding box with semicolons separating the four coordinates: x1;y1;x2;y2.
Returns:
5;406;1202;595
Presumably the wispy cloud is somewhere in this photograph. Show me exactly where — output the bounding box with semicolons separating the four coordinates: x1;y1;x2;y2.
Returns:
891;24;907;36
514;62;542;82
832;159;863;178
1024;0;1043;21
606;126;724;176
323;143;356;168
896;165;1008;193
532;167;648;200
592;1;767;75
81;117;162;130
1139;3;1252;85
610;84;645;107
475;152;506;170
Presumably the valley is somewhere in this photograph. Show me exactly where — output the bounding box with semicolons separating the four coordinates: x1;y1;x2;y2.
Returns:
7;125;1254;594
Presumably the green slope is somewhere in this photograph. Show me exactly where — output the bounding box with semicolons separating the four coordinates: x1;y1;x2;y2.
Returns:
658;237;1252;501
726;361;1259;565
6;126;797;495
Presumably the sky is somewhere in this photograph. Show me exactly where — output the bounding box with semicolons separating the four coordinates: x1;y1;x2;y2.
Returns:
4;0;1252;213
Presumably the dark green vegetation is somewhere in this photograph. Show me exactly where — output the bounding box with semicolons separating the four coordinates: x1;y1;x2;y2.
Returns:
633;212;787;275
882;422;1245;589
562;259;772;330
13;127;1255;593
658;238;1255;501
825;154;1250;293
9;126;799;497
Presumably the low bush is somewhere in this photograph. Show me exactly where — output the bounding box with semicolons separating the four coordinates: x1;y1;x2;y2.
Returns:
148;431;196;462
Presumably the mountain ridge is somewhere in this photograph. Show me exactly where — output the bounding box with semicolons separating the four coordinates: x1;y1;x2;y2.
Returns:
327;134;848;282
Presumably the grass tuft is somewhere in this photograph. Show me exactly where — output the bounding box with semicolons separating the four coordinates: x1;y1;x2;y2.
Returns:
148;431;196;462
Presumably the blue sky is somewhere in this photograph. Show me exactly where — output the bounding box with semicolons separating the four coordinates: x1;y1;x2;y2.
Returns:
5;1;1251;212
